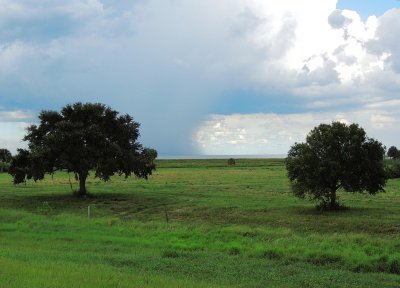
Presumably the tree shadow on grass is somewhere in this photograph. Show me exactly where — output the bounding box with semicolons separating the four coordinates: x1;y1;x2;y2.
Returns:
0;191;173;220
293;205;382;216
287;206;400;235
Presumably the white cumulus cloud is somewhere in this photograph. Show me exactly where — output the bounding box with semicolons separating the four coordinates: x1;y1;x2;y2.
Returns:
0;1;399;155
196;109;400;155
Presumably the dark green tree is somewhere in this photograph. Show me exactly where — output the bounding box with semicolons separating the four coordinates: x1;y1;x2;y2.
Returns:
8;149;32;184
9;103;157;196
387;146;399;159
0;148;12;172
286;122;386;209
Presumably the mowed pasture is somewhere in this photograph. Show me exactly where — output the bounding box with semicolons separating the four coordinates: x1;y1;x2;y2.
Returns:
1;159;400;287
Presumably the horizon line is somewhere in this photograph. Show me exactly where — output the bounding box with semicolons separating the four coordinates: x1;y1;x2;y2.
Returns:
157;154;287;160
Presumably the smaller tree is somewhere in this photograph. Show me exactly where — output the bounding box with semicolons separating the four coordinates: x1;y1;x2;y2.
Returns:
387;146;399;159
227;158;236;166
286;122;386;209
0;148;12;173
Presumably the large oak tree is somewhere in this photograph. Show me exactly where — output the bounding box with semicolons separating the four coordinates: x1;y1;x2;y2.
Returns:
10;102;157;196
286;122;386;209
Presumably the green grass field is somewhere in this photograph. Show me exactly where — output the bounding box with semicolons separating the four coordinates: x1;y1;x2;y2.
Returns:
1;159;400;287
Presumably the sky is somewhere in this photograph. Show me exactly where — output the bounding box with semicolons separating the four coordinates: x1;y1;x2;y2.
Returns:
0;0;400;156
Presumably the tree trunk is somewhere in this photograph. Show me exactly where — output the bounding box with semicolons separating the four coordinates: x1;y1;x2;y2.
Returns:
78;171;88;197
329;189;337;208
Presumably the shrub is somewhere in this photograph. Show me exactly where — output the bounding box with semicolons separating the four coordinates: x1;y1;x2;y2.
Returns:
385;160;400;179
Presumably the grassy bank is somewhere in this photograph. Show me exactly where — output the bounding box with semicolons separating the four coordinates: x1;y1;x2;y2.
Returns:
1;159;399;287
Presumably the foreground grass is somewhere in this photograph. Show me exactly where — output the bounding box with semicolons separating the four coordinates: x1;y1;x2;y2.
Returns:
1;159;400;287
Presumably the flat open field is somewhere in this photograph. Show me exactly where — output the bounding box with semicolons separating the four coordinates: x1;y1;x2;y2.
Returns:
1;159;400;287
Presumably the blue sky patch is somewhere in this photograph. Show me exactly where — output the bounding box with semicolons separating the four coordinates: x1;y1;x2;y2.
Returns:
337;0;400;20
